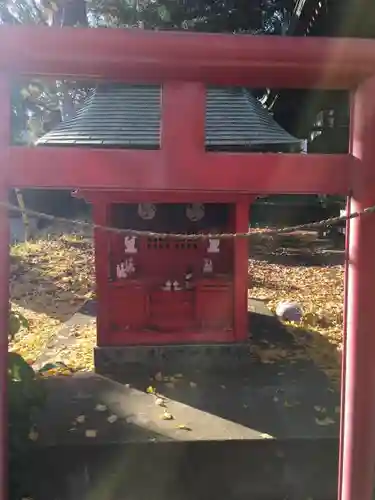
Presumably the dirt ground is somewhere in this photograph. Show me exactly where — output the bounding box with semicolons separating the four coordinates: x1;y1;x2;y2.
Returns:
9;228;344;384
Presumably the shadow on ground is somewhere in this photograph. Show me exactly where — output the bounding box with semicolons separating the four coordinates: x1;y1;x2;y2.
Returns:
250;231;345;267
20;439;339;500
33;303;340;446
107;307;340;441
20;302;341;500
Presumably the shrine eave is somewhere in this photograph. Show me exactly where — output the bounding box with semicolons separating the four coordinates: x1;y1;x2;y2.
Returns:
4;147;352;195
36;85;301;150
2;26;375;88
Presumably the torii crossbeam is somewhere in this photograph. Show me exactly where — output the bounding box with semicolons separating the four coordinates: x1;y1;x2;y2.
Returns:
1;25;375;500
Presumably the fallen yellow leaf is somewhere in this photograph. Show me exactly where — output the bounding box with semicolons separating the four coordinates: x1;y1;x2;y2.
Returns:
249;232;344;388
284;400;297;408
28;429;39;441
315;417;335;426
161;411;174;421
314;406;326;413
85;429;97;438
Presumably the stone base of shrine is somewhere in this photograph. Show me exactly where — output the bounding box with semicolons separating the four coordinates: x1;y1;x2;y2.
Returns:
94;343;253;376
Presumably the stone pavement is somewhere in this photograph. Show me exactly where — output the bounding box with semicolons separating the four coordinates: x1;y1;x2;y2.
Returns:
24;299;341;500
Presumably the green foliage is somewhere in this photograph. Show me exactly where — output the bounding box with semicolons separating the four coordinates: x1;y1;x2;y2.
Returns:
8;354;45;458
8;311;46;499
8;311;45;456
5;0;291;144
9;311;29;341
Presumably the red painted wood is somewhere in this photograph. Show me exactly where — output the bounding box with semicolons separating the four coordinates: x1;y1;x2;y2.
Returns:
338;94;356;500
0;76;10;500
161;82;205;160
109;286;147;330
149;289;195;331
233;199;249;342
2;22;375;500
136;236;231;279
7;147;164;190
338;195;351;500
6;147;351;194
78;190;253;204
339;76;375;500
2;26;375;88
202;153;351;194
92;202;110;347
106;279;234;338
105;279;235;343
196;285;233;332
97;202;235;344
0;185;8;500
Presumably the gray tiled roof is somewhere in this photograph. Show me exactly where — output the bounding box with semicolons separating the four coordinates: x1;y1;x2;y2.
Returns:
36;84;301;150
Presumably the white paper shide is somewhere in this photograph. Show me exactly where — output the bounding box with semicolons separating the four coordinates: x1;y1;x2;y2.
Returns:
124;236;138;254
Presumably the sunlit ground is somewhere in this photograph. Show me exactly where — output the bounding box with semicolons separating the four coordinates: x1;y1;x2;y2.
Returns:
9;230;343;383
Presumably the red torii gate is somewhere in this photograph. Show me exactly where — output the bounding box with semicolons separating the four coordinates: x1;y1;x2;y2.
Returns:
0;25;375;500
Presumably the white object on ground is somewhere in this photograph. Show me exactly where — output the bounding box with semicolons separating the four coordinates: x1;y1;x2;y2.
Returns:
275;301;303;323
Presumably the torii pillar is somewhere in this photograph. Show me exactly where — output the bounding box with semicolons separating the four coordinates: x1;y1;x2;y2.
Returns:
0;76;9;500
339;76;375;500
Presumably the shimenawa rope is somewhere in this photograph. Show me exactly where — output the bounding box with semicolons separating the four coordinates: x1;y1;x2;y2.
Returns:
4;201;375;240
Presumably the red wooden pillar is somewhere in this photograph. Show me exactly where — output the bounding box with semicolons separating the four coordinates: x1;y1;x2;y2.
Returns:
0;185;8;500
0;75;10;500
337;196;351;498
93;202;110;346
339;76;375;500
161;81;205;176
233;198;249;342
